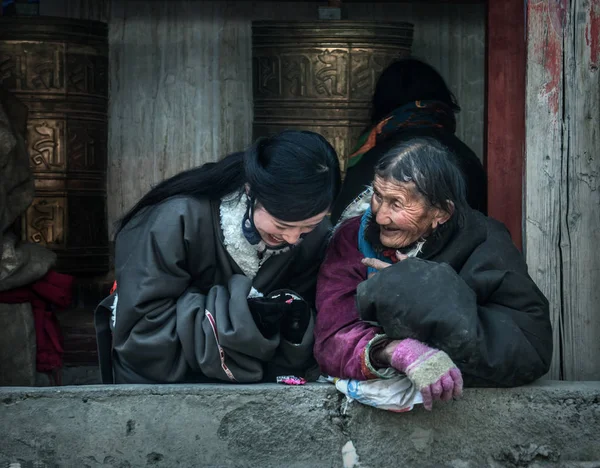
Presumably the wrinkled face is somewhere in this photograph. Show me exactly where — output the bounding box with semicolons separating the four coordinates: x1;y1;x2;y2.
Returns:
371;175;450;249
253;205;328;247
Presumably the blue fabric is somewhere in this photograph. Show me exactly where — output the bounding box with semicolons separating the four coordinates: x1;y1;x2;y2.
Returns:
357;207;394;276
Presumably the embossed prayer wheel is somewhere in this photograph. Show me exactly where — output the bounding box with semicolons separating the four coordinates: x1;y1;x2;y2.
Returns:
0;17;109;274
252;21;413;173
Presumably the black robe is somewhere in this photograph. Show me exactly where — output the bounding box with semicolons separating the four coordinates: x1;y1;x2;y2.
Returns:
355;209;553;387
97;195;329;384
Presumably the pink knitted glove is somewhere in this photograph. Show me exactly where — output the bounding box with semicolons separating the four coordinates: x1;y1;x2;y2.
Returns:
391;338;463;410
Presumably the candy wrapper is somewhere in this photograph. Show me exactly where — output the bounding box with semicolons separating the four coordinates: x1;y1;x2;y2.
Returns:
276;375;307;385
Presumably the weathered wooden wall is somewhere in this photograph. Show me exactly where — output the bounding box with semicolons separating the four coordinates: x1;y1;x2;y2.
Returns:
34;0;600;381
39;0;486;370
42;0;485;231
526;0;600;380
561;0;600;380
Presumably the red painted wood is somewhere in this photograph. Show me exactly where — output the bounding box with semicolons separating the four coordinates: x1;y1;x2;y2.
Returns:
486;0;526;250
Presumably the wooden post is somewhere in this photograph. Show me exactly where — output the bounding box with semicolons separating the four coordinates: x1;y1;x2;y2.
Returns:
524;0;566;380
526;0;600;380
486;0;526;250
560;0;600;380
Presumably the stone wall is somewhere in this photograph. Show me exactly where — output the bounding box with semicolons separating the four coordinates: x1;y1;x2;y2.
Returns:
1;381;599;467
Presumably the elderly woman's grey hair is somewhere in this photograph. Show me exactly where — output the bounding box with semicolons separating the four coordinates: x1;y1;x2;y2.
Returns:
375;137;469;227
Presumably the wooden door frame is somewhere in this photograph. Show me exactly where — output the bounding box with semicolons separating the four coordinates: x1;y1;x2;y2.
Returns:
485;0;526;250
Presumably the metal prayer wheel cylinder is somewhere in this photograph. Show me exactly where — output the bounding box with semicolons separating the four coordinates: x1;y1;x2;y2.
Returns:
252;21;414;173
0;17;109;274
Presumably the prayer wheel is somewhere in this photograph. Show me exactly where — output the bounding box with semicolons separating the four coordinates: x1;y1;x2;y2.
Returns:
252;21;413;173
0;17;109;274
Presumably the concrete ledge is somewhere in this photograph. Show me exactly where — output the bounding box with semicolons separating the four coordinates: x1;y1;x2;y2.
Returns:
1;381;599;467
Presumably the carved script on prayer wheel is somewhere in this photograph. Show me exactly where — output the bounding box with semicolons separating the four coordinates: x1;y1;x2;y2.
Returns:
252;21;413;173
0;17;109;274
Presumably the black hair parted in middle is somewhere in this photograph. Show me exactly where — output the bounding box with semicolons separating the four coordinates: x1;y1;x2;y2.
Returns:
115;130;341;236
244;130;341;221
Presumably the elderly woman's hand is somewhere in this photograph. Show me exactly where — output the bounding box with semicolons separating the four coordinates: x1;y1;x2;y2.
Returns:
361;252;408;277
373;338;463;410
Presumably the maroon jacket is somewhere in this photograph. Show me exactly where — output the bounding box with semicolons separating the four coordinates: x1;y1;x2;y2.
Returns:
314;217;384;380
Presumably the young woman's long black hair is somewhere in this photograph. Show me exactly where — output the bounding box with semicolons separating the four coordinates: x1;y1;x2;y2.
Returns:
115;130;341;236
371;57;461;124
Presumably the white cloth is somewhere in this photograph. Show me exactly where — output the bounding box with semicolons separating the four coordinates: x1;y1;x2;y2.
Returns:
321;368;423;412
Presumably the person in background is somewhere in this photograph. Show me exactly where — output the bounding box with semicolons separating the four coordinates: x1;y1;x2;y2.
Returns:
315;137;552;410
95;130;341;384
331;57;487;224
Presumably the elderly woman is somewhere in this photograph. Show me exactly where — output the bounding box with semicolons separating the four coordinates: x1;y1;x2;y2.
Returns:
315;137;552;410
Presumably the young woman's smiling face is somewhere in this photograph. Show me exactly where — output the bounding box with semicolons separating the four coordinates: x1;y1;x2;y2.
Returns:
253;205;327;247
371;175;450;249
